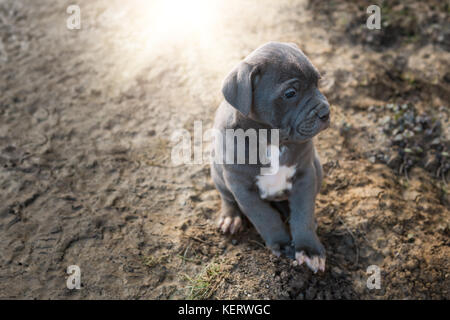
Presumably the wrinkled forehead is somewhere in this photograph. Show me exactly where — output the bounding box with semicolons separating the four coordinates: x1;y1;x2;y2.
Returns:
246;43;320;84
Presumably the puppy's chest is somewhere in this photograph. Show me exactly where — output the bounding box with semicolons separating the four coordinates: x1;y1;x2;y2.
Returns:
255;146;296;201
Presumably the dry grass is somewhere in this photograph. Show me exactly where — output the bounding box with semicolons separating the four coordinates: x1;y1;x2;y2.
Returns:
182;261;227;300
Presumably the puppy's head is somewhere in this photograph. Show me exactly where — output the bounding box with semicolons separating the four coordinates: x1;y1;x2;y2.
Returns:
222;42;330;142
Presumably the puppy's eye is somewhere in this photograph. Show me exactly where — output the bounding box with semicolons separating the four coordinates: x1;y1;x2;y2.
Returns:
284;88;296;99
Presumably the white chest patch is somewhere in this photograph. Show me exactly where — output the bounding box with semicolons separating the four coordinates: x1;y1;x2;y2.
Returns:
256;164;296;200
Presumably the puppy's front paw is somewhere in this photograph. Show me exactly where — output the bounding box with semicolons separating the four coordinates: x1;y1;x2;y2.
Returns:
293;235;326;273
294;251;325;273
269;243;295;259
266;233;295;259
217;215;243;234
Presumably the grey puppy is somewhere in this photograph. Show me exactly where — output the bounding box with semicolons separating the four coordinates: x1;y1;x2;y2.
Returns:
211;42;330;273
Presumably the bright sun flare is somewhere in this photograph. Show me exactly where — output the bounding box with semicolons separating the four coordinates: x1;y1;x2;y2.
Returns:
145;0;220;44
96;0;227;83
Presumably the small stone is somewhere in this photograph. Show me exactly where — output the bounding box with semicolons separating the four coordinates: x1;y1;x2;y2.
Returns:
403;130;414;139
404;148;413;154
387;152;402;168
424;153;439;171
405;259;418;270
392;128;401;136
381;116;391;125
403;111;415;124
332;266;343;275
430;138;440;146
412;146;423;154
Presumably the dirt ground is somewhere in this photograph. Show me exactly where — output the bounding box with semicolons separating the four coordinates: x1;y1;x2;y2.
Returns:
0;0;449;299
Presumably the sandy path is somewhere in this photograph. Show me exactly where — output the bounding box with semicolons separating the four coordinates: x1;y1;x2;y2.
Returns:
0;0;448;299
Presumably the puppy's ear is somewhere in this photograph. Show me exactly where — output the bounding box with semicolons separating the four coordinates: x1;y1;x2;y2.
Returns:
222;62;258;116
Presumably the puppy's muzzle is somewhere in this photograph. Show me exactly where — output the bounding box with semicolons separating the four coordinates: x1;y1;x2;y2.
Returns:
317;103;330;122
295;89;330;136
316;102;330;129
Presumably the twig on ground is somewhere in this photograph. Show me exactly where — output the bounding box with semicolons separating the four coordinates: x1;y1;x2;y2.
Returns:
250;239;266;249
189;236;213;246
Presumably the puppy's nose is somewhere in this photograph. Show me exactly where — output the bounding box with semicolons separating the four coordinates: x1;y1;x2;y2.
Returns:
317;104;330;122
319;111;329;122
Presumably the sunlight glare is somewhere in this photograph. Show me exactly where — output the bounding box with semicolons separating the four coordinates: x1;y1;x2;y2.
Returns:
146;0;220;46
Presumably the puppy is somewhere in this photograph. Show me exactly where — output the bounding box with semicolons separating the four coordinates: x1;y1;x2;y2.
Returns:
211;42;330;273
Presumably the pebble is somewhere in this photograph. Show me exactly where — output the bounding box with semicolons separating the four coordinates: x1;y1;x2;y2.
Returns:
402;129;414;139
332;266;343;276
430;137;440;146
381;116;391;125
404;148;413;154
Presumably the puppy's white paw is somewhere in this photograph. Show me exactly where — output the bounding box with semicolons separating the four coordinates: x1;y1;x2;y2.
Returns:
294;251;325;273
217;215;243;234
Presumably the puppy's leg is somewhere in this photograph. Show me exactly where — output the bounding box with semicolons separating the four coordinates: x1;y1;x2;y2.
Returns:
271;200;290;221
224;172;291;256
217;197;244;234
212;164;244;234
313;151;323;195
289;168;326;273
